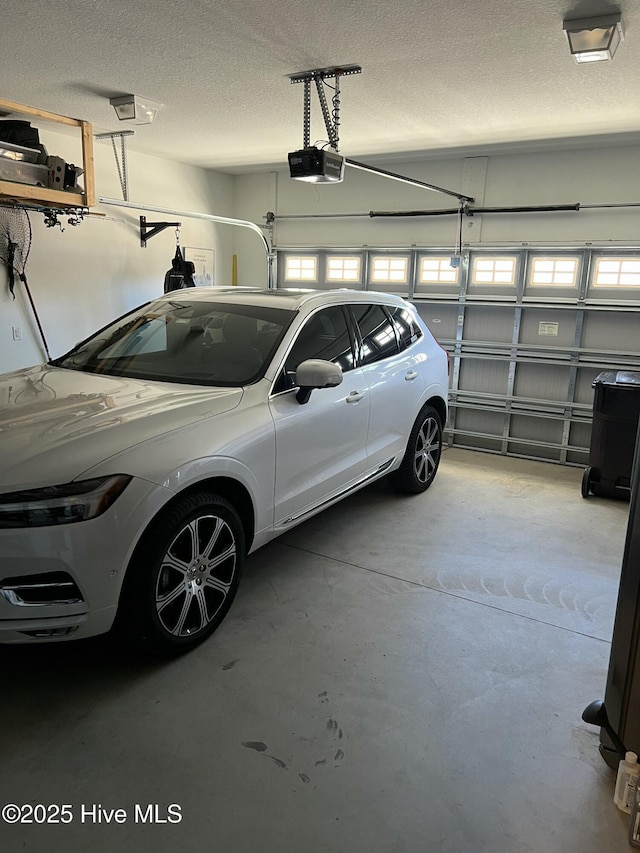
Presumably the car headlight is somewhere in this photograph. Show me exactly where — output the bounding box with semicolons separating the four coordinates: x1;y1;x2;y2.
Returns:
0;475;132;529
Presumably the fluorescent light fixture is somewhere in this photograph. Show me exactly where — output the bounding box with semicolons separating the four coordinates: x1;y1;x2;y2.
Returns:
109;94;163;124
563;13;623;63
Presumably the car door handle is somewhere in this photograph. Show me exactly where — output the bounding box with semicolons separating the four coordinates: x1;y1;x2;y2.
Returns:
405;370;418;381
346;391;365;403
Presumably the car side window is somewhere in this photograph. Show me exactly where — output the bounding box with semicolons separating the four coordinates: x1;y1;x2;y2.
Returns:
273;306;355;393
387;306;423;351
350;304;400;365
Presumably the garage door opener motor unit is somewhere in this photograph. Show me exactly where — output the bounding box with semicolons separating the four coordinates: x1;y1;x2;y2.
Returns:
288;147;344;183
287;65;362;185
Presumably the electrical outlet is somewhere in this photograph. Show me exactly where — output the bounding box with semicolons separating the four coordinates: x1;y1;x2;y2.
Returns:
12;325;23;341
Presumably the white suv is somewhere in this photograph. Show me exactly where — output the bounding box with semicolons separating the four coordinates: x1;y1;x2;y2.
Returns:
0;288;448;655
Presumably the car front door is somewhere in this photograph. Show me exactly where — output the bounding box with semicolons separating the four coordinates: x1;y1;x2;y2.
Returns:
269;305;371;529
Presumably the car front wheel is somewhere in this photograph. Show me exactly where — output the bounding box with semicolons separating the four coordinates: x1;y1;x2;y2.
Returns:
117;493;244;656
389;404;443;494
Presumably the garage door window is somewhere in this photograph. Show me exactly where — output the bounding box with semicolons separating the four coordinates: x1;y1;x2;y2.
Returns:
370;257;408;284
327;256;361;283
471;256;517;285
419;256;460;285
593;257;640;288
285;256;318;282
529;257;579;287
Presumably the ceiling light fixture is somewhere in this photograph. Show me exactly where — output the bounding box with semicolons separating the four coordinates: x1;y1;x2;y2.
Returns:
563;13;624;63
109;94;163;124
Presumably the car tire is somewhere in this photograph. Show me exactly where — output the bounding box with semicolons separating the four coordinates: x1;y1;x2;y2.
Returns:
389;404;443;494
116;492;244;657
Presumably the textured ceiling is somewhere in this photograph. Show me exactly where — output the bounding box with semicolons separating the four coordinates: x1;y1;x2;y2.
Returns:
2;0;639;172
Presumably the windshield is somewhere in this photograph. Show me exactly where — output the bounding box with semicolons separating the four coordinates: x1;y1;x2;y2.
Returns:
54;299;295;386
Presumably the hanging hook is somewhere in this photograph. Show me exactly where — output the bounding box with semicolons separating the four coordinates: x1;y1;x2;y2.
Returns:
175;226;181;246
139;217;182;248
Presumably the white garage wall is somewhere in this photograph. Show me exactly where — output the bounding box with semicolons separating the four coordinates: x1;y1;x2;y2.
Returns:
1;126;234;373
231;170;276;286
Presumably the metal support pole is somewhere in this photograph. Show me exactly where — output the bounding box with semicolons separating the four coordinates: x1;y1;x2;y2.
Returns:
315;74;337;149
502;252;527;455
120;134;129;201
95;131;134;202
561;251;591;462
333;74;341;151
303;80;311;149
447;258;469;446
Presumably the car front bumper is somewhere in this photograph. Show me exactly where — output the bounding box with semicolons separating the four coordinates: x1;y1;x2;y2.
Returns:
0;476;169;643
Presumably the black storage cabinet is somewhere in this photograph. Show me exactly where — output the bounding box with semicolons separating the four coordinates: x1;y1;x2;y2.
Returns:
584;422;640;767
582;370;640;500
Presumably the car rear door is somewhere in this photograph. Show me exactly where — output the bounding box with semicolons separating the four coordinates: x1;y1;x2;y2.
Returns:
348;302;427;468
269;305;371;528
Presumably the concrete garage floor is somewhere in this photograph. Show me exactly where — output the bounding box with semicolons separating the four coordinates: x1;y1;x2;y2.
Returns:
0;448;633;853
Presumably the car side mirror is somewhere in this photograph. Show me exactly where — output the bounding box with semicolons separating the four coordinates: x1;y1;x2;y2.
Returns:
295;359;343;405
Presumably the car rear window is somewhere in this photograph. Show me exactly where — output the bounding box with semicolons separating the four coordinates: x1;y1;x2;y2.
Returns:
387;305;423;350
350;304;400;365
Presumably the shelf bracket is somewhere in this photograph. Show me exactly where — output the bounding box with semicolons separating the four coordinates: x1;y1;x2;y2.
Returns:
94;130;134;201
139;215;181;248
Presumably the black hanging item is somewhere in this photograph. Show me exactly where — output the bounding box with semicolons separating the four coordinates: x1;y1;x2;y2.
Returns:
0;205;30;299
6;235;17;298
163;244;196;293
0;203;52;361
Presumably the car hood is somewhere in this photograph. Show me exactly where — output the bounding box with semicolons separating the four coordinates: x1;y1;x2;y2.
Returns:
0;365;243;491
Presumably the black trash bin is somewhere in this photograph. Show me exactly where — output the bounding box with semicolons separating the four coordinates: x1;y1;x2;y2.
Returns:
582;370;640;500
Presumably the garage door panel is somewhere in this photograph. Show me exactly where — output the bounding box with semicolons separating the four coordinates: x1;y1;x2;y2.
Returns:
415;303;458;341
451;408;503;452
519;308;577;348
464;305;515;344
510;413;563;446
458;359;509;396
279;248;640;466
575;368;601;406
582;312;639;353
568;422;591;465
508;440;559;461
513;363;570;403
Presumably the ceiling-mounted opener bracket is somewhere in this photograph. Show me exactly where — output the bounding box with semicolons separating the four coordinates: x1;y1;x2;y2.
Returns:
289;65;362;150
140;215;182;248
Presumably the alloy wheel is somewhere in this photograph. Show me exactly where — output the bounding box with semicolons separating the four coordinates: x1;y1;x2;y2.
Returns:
414;416;441;484
155;514;237;637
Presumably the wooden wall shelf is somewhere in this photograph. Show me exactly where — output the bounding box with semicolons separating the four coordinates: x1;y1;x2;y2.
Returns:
0;97;95;209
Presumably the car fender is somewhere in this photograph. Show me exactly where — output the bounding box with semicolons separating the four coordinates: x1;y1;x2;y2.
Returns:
78;382;277;542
